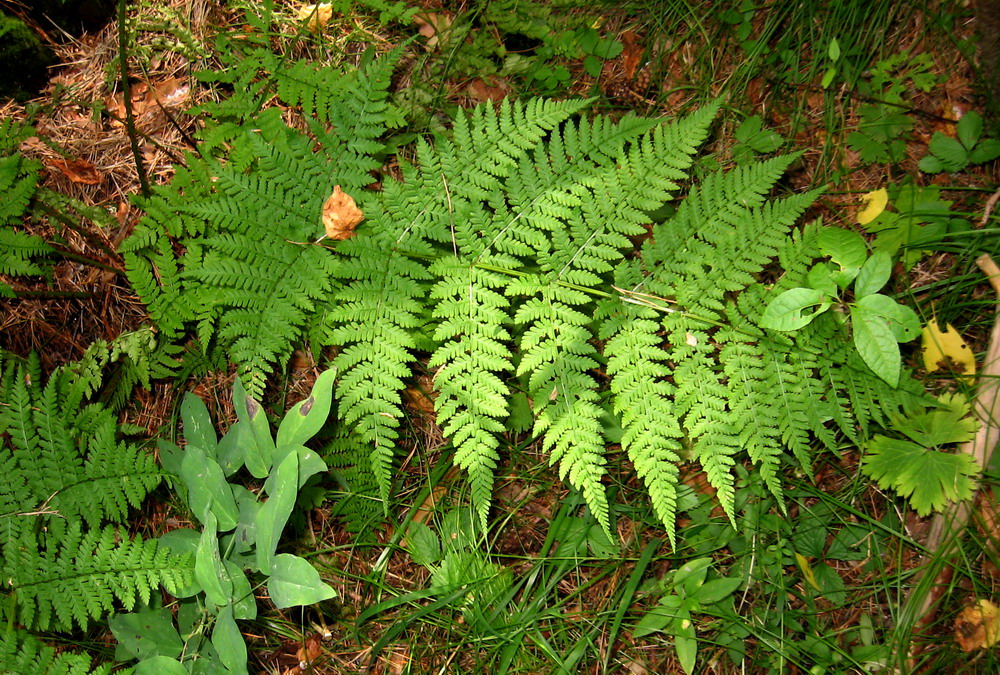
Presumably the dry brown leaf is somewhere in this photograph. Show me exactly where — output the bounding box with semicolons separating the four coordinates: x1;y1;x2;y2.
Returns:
49;158;102;185
955;599;1000;651
413;11;452;49
620;31;644;80
295;634;324;666
147;76;189;108
321;185;363;240
467;76;511;103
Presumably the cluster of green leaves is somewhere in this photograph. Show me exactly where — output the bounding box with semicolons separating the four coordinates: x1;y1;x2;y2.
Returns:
0;351;191;644
0;119;52;297
847;53;940;165
919;110;1000;174
111;372;338;674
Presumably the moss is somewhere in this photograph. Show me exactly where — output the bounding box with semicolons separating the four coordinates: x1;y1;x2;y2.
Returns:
0;13;55;102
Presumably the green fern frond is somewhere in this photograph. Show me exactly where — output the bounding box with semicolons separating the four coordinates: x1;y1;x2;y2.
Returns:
10;523;193;632
0;628;117;675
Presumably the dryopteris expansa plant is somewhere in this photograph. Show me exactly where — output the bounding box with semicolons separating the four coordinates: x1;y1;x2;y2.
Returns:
123;48;926;543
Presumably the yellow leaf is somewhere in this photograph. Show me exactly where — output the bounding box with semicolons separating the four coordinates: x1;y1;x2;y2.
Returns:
321;186;363;240
955;599;1000;651
921;319;976;376
794;552;820;591
297;3;333;33
857;188;888;225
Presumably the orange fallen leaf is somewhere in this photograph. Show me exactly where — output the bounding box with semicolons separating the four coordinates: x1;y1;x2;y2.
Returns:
321;185;363;240
955;599;1000;651
295;634;324;665
467;76;511;103
49;158;102;185
297;3;334;32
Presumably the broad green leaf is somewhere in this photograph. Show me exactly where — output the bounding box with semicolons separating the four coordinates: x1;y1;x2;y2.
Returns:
216;424;244;477
211;604;247;675
861;436;980;516
818;226;867;268
267;445;328;491
182;393;218;459
110;606;183;661
760;287;830;331
256;450;299;574
855;293;921;342
268;554;338;608
854;251;892;298
674;558;712;596
233;376;275;478
672;611;698;675
196;512;232;606
969;138;1000;165
957;111;983;150
224;559;257;620
818;227;866;287
633;603;677;638
694;577;741;605
851;304;900;387
806;263;838;296
276;368;336;447
927;133;968;172
180;444;239;532
134;656;188;675
231;486;260;555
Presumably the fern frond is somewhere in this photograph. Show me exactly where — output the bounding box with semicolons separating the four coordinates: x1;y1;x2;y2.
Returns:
0;629;116;675
11;523;193;631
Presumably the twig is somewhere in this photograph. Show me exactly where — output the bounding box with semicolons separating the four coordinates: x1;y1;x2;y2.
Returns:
117;0;149;196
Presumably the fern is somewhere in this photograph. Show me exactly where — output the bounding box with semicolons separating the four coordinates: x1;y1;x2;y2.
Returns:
124;50;406;396
0;628;119;675
0;149;51;297
0;356;193;632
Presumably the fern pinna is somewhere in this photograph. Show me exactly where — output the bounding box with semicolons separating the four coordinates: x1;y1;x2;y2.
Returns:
0;354;192;634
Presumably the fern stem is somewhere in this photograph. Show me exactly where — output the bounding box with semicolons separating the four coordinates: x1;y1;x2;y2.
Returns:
117;0;150;197
34;202;122;264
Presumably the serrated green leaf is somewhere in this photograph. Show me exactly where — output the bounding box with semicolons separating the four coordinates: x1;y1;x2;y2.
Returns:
268;554;338;608
927;133;968;172
760;287;830;330
969;138;1000;164
861;436;980;516
850;304;900;387
957;111;983;150
918;154;946;174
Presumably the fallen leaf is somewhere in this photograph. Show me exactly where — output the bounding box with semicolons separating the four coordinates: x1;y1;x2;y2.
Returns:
466;75;511;103
795;552;821;591
955;599;1000;651
296;634;324;666
298;3;334;32
922;319;976;376
321;185;363;240
857;188;888;225
413;11;452;49
147;76;189;108
620;31;643;80
49;158;102;185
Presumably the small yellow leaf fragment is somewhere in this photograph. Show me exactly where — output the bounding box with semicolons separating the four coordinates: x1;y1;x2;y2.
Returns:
857;188;888;225
297;3;333;33
321;185;363;240
794;552;820;591
922;319;976;376
955;599;1000;651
